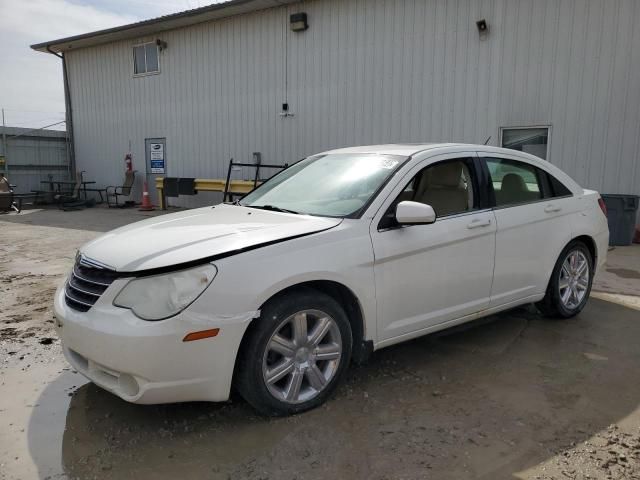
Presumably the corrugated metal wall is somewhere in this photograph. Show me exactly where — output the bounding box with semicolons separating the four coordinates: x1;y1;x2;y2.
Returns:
65;0;640;207
0;127;69;194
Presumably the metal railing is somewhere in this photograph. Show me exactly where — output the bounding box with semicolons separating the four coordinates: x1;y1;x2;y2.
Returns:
154;177;260;210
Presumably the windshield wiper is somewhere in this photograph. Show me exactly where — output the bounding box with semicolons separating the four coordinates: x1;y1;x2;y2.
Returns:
245;204;300;214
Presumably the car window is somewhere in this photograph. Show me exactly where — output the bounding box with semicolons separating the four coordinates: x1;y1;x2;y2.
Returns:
546;172;572;197
379;158;476;228
410;159;476;217
240;153;406;217
486;157;543;207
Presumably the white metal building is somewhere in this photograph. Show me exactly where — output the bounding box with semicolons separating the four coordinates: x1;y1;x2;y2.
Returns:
32;0;640;207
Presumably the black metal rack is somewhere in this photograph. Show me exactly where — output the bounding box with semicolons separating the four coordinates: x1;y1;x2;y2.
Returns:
223;152;288;202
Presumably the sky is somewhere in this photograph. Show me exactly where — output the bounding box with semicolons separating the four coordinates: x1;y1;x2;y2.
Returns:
0;0;218;130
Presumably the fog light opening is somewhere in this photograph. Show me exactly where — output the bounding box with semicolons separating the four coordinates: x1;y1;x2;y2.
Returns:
118;374;140;397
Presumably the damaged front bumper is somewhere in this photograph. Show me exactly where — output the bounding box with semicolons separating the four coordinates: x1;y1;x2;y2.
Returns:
53;280;257;404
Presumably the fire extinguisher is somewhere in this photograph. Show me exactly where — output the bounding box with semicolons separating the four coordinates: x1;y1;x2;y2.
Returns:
125;153;133;172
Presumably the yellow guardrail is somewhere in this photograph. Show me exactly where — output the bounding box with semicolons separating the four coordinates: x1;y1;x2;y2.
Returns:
154;177;260;210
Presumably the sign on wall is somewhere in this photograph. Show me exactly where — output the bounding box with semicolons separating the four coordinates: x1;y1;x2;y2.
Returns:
149;143;165;173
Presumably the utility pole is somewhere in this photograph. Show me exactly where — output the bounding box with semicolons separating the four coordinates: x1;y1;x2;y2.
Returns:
1;108;8;177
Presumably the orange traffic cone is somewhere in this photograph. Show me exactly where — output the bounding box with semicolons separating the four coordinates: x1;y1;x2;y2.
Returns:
139;181;155;211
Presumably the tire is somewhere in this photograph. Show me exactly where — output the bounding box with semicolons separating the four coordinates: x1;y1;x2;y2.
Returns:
236;288;353;416
536;240;594;318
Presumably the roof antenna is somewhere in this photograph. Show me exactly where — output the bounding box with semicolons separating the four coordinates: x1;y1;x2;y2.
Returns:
483;136;491;145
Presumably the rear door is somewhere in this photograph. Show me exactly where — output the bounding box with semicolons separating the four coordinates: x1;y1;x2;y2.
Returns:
370;153;496;344
478;152;574;308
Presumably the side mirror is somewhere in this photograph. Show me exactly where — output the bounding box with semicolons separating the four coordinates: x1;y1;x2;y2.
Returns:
395;201;436;225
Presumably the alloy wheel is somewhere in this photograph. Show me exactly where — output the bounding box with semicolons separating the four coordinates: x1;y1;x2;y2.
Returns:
262;309;342;404
558;250;590;310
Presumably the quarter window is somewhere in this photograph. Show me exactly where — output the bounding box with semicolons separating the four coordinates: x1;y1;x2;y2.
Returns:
133;43;159;75
546;173;572;197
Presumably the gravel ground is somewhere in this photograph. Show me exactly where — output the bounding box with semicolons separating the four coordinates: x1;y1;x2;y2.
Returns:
1;207;639;480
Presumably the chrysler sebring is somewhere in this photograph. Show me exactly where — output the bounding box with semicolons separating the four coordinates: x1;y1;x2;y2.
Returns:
53;144;609;415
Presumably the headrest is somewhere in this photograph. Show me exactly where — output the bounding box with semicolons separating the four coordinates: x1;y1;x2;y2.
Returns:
428;162;463;187
501;173;527;193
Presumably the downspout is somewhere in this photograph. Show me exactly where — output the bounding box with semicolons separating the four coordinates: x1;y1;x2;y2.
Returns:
47;46;76;180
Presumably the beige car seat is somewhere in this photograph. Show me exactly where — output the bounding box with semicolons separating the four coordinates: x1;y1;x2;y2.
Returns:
499;173;530;205
414;162;468;217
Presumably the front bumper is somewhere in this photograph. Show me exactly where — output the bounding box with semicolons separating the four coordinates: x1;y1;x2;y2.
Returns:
53;279;255;404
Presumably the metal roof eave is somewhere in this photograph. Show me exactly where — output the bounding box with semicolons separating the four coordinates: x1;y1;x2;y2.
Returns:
31;0;298;54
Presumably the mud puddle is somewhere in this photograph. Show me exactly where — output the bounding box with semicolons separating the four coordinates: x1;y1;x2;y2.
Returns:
2;215;640;480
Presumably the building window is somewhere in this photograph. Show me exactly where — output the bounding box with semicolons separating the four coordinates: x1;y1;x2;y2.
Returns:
133;43;159;75
500;126;549;160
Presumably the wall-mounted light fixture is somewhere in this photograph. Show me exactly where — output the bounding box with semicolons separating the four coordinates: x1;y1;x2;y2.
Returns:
290;12;308;32
476;19;489;39
156;39;168;51
279;102;294;117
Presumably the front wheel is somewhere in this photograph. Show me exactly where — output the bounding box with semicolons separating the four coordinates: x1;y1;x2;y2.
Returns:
536;241;594;318
236;288;352;416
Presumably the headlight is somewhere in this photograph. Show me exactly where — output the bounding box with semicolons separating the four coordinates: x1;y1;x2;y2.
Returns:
113;264;217;320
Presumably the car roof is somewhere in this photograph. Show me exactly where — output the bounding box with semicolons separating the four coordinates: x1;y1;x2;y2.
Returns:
321;143;448;156
320;143;583;193
321;143;529;157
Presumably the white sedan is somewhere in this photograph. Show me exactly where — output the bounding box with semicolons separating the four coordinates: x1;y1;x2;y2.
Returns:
54;144;609;415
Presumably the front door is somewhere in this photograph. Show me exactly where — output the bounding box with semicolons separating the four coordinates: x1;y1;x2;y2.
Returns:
145;138;166;205
370;155;496;344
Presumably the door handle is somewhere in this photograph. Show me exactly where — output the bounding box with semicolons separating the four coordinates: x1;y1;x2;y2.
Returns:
467;218;492;229
544;204;562;213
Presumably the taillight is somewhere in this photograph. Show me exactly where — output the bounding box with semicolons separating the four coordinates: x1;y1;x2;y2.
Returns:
598;197;607;216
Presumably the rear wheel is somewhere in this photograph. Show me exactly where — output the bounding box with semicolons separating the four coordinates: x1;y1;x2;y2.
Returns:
536;241;594;318
236;288;352;416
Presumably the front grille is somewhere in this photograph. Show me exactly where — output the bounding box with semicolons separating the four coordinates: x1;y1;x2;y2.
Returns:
65;257;119;312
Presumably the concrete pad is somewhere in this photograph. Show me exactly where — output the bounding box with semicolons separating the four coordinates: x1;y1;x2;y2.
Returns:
1;204;177;232
593;244;640;297
1;208;640;480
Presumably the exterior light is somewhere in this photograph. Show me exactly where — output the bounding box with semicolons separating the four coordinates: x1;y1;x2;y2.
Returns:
476;19;489;38
290;12;308;32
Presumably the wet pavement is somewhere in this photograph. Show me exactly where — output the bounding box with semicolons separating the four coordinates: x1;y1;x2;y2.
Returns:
1;207;640;479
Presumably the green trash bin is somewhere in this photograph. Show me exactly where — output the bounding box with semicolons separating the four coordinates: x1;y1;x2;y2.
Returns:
601;194;639;246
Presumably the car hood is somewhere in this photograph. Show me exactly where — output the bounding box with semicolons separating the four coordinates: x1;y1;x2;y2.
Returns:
80;204;342;272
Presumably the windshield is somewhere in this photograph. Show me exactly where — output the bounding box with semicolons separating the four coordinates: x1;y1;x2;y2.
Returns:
240;153;407;217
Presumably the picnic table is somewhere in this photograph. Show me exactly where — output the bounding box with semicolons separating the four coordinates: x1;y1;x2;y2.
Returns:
39;179;98;201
